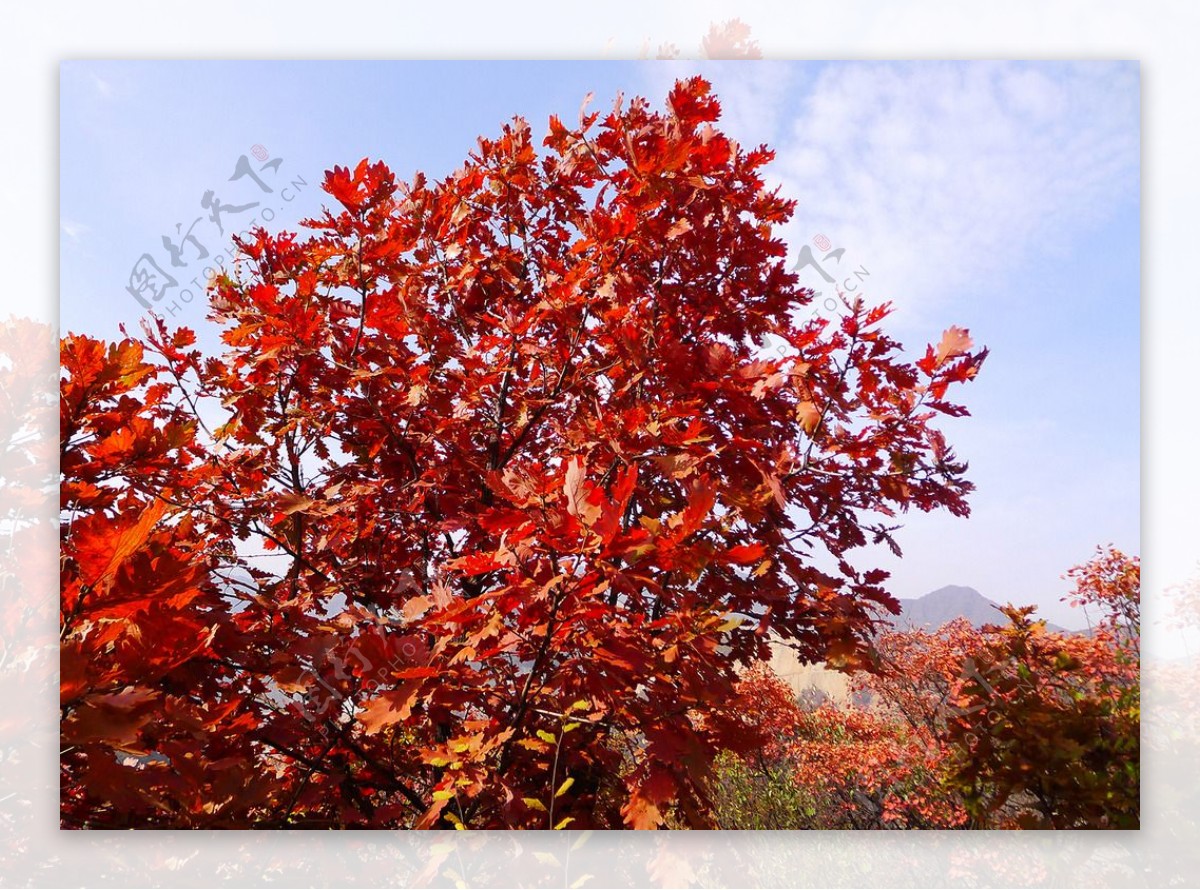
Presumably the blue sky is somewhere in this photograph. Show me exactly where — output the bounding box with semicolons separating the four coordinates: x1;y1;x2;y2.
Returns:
59;60;1139;628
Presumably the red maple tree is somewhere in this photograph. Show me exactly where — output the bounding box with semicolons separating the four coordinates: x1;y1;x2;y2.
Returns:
60;77;987;829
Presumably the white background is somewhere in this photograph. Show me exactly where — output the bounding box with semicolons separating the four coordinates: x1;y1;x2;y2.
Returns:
2;2;1194;886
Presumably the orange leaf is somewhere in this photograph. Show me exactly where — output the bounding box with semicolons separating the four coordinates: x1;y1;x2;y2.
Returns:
278;492;315;515
564;455;602;527
935;326;973;365
358;681;422;734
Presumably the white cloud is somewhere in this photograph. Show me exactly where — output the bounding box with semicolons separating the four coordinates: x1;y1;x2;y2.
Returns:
768;62;1139;323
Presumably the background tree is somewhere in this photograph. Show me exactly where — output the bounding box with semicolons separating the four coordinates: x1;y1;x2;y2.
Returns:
943;549;1139;828
60;77;986;829
711;548;1139;831
714;639;969;830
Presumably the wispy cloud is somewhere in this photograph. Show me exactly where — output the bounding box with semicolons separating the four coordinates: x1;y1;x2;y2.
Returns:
89;71;114;99
60;219;90;241
767;61;1139;321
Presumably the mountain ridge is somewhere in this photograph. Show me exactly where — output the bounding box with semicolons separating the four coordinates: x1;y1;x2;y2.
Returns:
888;584;1070;633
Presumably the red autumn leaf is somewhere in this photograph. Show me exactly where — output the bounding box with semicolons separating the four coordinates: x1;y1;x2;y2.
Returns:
61;687;160;749
71;498;168;592
723;543;767;565
446;551;509;577
678;476;717;539
621;765;677;830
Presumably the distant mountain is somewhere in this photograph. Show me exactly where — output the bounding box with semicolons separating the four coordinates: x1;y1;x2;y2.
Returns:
887;585;1071;634
890;585;1002;630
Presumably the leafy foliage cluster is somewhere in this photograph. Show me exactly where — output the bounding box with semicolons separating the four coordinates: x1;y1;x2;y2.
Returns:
713;547;1140;830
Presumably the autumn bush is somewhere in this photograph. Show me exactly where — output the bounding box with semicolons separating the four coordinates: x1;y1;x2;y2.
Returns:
712;547;1140;830
944;549;1139;829
714;661;967;830
59;77;996;829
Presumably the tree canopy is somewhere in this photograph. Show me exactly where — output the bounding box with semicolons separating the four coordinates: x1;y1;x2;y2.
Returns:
60;77;989;829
